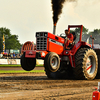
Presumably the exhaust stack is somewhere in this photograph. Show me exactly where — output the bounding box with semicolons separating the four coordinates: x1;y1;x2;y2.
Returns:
53;23;56;35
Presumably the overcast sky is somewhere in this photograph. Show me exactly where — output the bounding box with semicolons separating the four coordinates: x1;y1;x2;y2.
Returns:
0;0;100;44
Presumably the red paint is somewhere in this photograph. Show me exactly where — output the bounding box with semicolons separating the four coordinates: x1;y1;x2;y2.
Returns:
25;51;36;58
21;41;34;53
48;41;63;55
93;87;98;90
87;65;92;70
90;35;95;48
92;91;100;100
40;51;48;58
48;32;64;44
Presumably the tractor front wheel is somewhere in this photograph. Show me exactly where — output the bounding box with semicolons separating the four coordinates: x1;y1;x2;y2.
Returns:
21;53;36;71
44;52;60;72
45;61;72;79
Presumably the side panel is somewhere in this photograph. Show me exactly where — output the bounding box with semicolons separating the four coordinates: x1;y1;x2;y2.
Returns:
48;41;64;55
48;32;65;44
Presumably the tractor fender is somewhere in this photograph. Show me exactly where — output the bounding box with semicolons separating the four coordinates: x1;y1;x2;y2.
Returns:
63;42;91;68
71;41;91;55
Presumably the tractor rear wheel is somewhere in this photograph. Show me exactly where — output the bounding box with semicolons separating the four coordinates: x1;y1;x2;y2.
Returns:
21;53;36;71
73;48;98;80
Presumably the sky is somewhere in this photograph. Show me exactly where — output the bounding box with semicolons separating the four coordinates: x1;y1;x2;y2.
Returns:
0;0;100;44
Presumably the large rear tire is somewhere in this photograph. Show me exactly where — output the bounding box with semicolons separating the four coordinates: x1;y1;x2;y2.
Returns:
73;48;98;80
21;53;36;71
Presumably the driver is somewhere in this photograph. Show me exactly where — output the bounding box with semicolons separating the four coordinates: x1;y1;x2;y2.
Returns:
64;29;74;49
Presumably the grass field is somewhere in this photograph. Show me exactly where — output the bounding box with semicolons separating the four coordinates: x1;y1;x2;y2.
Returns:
0;70;45;73
0;64;43;67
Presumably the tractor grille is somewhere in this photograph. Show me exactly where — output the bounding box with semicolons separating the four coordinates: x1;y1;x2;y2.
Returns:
36;37;47;50
36;32;48;50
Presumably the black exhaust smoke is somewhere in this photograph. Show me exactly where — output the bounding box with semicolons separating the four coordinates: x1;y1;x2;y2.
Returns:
51;0;66;25
52;0;65;34
51;0;76;34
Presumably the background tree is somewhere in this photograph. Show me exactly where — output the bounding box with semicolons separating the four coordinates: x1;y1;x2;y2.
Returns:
73;27;100;44
70;26;89;43
88;29;100;44
0;27;22;52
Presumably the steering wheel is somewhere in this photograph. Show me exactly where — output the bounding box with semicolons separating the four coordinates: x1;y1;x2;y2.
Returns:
60;33;66;39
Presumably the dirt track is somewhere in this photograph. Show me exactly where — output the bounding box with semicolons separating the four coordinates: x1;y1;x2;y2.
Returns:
0;73;100;100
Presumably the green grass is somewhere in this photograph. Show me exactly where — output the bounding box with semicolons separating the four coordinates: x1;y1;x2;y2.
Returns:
0;64;43;67
0;64;21;67
0;70;45;73
36;64;43;67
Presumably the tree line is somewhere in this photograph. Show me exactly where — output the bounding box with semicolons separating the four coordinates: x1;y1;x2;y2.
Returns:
0;27;22;52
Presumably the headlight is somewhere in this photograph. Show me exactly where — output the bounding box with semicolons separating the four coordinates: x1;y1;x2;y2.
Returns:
41;52;45;57
44;33;47;37
36;33;39;37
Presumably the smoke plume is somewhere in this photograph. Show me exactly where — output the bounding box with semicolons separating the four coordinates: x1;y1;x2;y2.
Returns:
51;0;76;24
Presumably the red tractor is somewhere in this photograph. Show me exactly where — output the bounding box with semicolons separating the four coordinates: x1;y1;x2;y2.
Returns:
21;25;100;80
